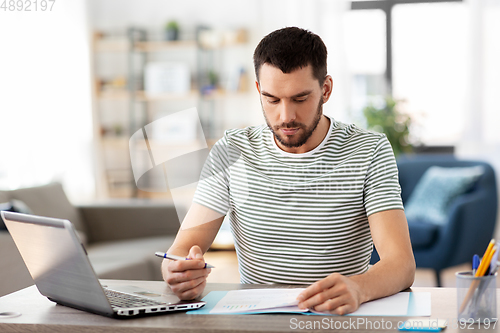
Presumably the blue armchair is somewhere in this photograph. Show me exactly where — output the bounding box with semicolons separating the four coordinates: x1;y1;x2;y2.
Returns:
370;154;498;286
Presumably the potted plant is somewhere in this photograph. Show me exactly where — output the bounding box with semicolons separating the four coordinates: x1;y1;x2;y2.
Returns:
363;96;413;156
165;20;179;41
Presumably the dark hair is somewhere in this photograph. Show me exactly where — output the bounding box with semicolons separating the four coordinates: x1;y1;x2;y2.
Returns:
253;27;327;84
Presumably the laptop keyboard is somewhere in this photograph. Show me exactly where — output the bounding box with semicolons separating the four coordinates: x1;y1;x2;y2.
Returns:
104;288;166;309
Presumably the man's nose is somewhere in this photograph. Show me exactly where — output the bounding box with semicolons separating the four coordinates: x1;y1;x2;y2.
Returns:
279;100;296;124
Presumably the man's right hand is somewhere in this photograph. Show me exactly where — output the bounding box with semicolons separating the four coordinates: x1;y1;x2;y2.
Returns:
162;245;211;300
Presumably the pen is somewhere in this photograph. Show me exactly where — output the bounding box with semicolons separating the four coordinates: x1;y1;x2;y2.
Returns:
155;252;215;269
488;248;499;275
472;246;498;318
459;240;496;313
472;254;480;275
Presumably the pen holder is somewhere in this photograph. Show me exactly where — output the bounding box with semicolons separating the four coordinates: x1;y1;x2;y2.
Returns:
456;271;497;324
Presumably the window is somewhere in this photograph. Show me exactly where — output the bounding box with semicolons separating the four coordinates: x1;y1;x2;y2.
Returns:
392;2;467;145
344;9;387;123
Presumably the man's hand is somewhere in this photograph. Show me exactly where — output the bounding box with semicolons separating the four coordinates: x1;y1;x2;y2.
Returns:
162;245;211;300
296;273;363;315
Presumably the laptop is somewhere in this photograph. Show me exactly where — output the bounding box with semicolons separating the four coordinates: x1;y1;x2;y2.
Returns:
1;211;205;318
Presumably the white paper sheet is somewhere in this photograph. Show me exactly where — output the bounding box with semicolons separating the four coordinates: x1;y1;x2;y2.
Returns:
209;288;306;314
209;288;411;316
408;292;432;316
345;292;409;316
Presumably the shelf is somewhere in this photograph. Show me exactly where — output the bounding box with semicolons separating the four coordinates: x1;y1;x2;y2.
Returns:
136;90;200;101
92;28;250;198
133;40;197;52
131;39;247;52
96;89;250;101
94;38;246;53
101;136;218;150
94;38;129;52
96;89;200;101
96;90;130;100
95;38;197;53
100;136;129;148
201;90;252;100
101;136;209;148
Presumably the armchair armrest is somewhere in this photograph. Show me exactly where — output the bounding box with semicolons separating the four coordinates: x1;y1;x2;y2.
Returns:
439;189;497;266
77;200;182;244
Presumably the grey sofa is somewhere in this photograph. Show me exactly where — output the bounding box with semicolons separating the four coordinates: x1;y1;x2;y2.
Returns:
0;182;181;297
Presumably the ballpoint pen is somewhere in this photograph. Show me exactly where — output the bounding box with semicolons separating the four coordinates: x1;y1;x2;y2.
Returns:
471;246;498;319
459;239;495;313
155;252;215;269
472;254;480;275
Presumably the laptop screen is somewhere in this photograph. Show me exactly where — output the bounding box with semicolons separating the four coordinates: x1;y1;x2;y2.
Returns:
3;212;113;315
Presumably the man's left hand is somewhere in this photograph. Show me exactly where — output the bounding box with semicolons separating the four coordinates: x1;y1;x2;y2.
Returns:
296;273;363;315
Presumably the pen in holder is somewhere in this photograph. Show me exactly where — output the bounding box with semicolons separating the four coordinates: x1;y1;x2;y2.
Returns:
456;271;497;324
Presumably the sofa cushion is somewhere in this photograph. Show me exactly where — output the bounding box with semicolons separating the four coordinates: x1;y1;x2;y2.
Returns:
79;203;180;244
404;166;484;225
8;182;87;235
87;236;176;281
407;219;440;249
0;191;8;203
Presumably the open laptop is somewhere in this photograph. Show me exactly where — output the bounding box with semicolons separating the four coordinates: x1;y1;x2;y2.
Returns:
1;211;205;318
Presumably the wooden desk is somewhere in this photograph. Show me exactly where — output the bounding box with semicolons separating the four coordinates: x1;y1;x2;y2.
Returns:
0;280;498;332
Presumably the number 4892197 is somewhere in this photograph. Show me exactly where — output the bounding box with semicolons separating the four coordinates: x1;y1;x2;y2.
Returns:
1;0;56;11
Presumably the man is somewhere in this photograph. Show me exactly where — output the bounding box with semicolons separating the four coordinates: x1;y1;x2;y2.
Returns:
162;27;415;315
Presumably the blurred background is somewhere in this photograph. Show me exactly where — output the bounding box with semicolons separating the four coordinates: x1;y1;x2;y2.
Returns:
1;0;499;289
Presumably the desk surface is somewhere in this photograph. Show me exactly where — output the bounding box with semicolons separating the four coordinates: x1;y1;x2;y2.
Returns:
0;280;498;333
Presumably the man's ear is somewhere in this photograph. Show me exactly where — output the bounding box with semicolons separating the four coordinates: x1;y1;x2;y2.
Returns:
322;75;333;103
255;80;261;94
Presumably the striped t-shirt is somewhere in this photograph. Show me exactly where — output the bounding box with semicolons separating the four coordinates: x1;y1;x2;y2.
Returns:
193;116;404;284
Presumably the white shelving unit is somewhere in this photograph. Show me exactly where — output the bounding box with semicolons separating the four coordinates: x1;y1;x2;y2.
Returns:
92;28;252;198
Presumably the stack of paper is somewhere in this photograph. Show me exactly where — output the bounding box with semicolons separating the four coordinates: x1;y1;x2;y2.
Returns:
188;288;431;316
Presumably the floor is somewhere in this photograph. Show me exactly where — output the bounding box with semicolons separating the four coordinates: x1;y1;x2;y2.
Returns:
204;250;491;288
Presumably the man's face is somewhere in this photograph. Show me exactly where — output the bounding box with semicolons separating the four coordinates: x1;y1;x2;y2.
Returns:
256;64;326;150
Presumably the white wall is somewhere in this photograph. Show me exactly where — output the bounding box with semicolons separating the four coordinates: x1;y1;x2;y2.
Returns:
0;0;95;201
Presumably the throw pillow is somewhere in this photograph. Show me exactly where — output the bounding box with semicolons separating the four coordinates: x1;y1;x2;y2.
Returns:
404;165;484;225
0;199;33;230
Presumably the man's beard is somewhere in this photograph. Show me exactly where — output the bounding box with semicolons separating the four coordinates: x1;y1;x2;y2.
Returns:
264;99;324;148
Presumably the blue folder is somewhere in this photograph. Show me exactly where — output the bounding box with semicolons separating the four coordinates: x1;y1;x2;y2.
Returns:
187;291;431;316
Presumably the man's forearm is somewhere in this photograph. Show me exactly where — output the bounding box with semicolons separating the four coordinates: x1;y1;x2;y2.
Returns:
354;209;415;304
349;256;415;304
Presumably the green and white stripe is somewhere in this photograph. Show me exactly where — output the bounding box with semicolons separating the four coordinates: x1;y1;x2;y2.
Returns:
194;117;403;284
